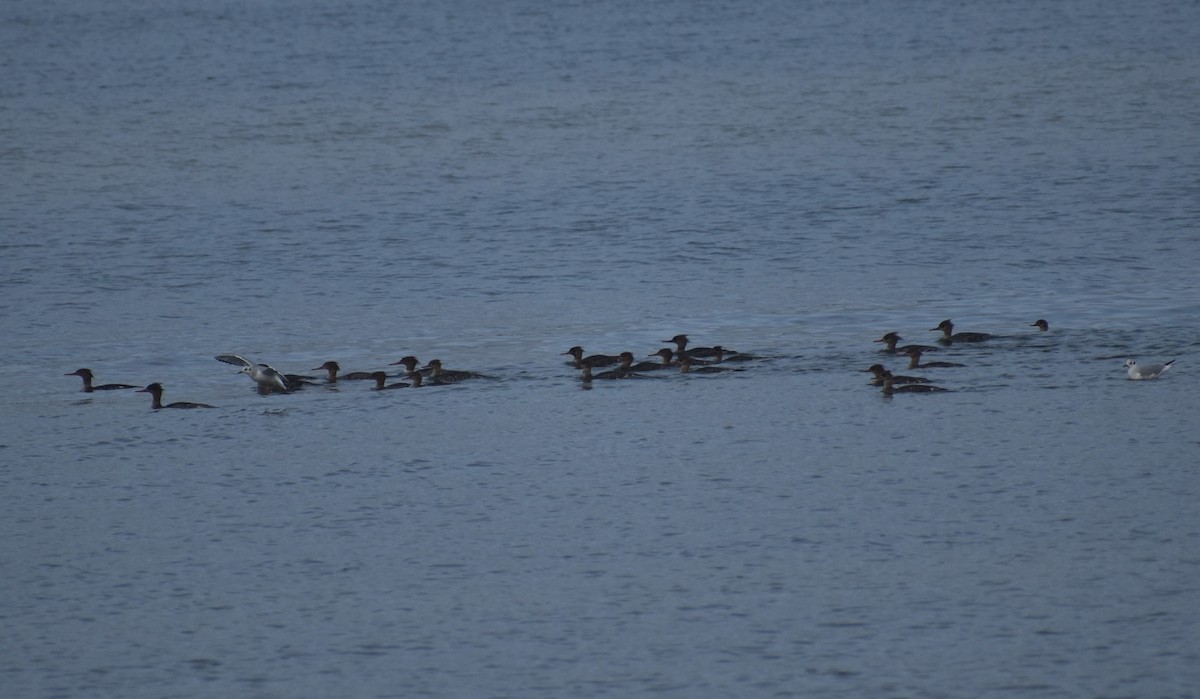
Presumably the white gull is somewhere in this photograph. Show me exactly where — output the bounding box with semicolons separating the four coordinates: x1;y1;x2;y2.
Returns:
215;354;290;392
1125;358;1175;380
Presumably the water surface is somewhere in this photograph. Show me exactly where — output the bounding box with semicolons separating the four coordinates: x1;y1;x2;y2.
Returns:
2;1;1198;697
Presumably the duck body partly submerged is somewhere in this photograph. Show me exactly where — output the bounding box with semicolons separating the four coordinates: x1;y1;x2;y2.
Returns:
388;356;434;379
137;383;215;409
562;346;621;369
313;361;376;383
862;364;929;386
584;367;641;380
663;334;738;358
905;348;964;369
618;349;676;372
65;368;138;392
710;346;759;362
678;355;742;374
880;371;948;396
369;371;412;390
424;359;487;384
873;332;939;355
930;319;992;344
579;356;655;381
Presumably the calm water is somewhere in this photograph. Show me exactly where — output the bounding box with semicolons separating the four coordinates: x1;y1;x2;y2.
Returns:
3;1;1199;697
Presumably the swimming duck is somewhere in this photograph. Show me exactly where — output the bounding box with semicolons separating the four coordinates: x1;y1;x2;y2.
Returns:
313;361;376;383
662;334;737;358
873;332;939;354
423;359;487;384
65;368;137;392
711;346;758;362
1125;358;1175;380
678;354;742;374
215;354;304;393
904;348;964;370
880;371;948;396
1031;319;1049;331
930;319;992;344
387;356;431;379
369;371;413;390
617;349;676;372
861;364;930;386
136;383;216;409
579;359;648;381
562;346;621;369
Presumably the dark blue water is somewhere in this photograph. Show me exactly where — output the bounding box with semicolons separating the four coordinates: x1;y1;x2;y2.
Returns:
3;1;1198;697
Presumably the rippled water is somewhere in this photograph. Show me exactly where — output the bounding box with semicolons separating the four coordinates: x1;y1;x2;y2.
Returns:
3;1;1199;697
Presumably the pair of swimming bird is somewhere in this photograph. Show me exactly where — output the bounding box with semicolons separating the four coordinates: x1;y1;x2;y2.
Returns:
62;370;212;409
874;319;995;354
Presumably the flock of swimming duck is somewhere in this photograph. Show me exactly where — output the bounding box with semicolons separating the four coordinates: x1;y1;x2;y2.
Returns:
66;353;491;409
62;333;752;409
866;318;1175;395
64;322;1176;409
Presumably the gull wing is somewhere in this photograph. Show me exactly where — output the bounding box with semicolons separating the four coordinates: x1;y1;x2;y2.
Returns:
1142;361;1175;378
260;364;290;390
215;354;253;368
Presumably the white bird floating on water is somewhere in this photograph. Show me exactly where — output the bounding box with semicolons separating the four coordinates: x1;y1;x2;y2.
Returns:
215;354;290;393
1125;358;1175;380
